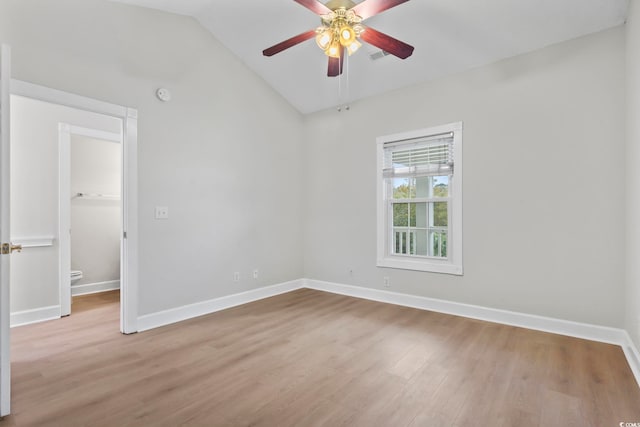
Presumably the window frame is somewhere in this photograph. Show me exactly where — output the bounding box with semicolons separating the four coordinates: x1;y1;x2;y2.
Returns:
376;122;463;275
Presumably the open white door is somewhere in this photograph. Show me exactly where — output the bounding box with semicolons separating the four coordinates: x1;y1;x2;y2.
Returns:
0;44;12;417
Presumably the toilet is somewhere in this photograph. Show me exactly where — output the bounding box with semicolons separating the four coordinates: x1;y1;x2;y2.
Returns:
70;270;83;285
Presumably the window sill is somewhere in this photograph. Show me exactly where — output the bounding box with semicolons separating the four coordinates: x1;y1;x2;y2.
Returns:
377;257;463;275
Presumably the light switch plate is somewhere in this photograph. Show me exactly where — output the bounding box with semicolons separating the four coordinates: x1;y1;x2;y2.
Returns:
155;206;169;219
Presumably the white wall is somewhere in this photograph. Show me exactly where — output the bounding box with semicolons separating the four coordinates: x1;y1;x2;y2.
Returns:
303;27;626;328
1;0;630;331
626;0;640;348
70;135;121;286
10;96;121;313
0;0;304;317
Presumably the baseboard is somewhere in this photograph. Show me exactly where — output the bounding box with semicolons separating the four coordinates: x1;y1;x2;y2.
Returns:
621;332;640;387
71;280;120;296
304;279;626;344
137;279;304;332
10;305;60;328
133;276;640;388
304;278;640;388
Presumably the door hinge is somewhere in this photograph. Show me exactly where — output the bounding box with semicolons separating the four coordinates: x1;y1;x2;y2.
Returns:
123;231;127;239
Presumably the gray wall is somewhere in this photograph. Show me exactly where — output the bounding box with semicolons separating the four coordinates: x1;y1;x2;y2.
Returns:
70;135;121;286
1;0;305;316
303;28;626;328
626;0;640;349
1;0;633;333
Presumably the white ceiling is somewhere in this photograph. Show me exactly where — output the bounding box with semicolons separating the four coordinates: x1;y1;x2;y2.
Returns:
110;0;628;114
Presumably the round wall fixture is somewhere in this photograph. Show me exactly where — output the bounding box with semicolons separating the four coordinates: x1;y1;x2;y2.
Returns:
156;88;172;102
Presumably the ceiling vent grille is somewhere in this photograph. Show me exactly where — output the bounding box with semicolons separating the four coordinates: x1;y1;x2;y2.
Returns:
369;50;391;61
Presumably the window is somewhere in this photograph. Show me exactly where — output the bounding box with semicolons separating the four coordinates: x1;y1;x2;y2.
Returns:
376;122;463;275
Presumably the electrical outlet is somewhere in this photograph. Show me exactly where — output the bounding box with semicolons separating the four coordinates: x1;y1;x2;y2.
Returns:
253;269;258;279
154;206;169;220
233;272;240;282
383;277;390;288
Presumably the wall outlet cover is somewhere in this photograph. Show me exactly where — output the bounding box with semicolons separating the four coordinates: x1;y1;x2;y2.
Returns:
155;206;169;219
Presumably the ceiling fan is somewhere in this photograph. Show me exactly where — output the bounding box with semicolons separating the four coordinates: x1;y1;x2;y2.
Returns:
262;0;414;77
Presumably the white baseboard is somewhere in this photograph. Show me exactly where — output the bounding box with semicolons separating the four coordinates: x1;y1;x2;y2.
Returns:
133;276;640;388
304;279;626;344
71;280;120;297
10;305;61;328
137;279;304;332
304;278;640;388
621;332;640;387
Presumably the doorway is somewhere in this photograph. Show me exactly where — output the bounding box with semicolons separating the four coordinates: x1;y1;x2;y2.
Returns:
59;125;123;316
9;80;138;334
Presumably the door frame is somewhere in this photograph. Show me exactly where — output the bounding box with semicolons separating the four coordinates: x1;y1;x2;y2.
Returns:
0;43;11;418
59;124;123;317
11;79;139;334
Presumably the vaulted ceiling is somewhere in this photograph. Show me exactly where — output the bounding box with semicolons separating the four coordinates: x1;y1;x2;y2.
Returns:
109;0;628;113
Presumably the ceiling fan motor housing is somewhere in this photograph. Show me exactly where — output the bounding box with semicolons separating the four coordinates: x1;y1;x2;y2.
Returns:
316;7;363;57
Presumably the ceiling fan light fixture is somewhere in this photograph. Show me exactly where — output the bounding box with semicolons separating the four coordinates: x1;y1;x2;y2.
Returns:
352;23;364;37
315;27;333;50
326;39;341;58
346;39;362;55
339;25;356;46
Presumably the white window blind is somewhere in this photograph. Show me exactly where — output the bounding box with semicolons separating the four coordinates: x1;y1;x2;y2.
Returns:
383;132;454;178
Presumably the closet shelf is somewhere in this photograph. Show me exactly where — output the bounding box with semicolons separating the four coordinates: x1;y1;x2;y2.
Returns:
73;192;120;201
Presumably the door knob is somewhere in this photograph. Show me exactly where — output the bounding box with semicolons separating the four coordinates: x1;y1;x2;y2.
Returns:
1;243;22;254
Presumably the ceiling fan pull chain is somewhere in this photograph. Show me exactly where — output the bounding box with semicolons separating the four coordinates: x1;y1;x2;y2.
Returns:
337;53;353;112
337;57;343;111
346;53;350;110
338;53;350;112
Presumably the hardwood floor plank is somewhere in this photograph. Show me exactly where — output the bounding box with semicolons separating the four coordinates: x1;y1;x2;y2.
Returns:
539;389;593;427
1;288;638;427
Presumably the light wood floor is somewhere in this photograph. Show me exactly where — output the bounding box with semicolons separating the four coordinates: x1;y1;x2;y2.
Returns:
1;288;639;426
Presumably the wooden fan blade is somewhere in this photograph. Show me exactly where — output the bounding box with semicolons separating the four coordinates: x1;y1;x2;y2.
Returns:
359;26;414;59
263;29;317;57
327;47;345;77
351;0;409;20
294;0;332;15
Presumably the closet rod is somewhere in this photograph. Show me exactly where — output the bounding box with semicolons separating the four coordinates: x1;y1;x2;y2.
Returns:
73;192;120;200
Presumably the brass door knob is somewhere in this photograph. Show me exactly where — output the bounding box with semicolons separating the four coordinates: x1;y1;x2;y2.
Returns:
1;243;21;254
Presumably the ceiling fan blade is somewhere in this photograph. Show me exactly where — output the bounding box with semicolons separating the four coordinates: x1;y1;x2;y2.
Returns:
359;26;414;59
351;0;409;20
327;47;345;77
263;29;317;57
294;0;332;15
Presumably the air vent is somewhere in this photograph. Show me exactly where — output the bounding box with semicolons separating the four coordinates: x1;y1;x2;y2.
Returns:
369;50;391;61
